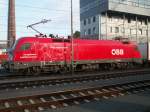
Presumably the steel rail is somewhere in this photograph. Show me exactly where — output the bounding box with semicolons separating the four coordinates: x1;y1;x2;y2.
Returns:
0;69;150;91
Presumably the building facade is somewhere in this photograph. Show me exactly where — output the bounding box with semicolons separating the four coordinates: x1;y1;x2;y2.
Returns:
80;0;150;43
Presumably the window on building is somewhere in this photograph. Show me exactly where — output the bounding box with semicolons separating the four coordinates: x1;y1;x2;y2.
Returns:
130;29;132;35
128;18;131;23
93;27;96;34
139;0;146;7
144;20;148;25
93;16;96;22
88;29;91;35
84;30;87;35
84;19;86;26
140;20;143;25
121;28;125;33
132;0;139;7
146;30;148;35
115;27;119;33
139;29;142;35
132;29;136;35
109;16;112;22
110;27;113;33
88;18;91;24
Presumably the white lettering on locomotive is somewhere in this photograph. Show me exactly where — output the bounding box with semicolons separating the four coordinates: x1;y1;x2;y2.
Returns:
20;54;37;59
111;49;124;55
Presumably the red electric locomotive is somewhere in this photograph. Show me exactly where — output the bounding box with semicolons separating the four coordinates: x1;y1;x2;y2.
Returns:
3;36;141;75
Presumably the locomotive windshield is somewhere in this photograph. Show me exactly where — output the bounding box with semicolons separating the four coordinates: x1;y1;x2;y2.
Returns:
20;43;31;50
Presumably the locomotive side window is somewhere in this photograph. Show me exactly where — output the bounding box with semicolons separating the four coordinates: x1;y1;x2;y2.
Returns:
20;43;31;50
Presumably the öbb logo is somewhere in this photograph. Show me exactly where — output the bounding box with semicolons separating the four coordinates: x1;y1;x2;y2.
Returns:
111;49;124;55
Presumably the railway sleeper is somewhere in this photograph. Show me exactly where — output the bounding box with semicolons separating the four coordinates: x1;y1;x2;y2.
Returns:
0;81;150;111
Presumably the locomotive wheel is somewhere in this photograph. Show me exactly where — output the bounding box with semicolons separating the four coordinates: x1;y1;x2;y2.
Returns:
18;69;29;75
108;63;116;70
30;67;41;75
59;66;70;74
128;63;134;69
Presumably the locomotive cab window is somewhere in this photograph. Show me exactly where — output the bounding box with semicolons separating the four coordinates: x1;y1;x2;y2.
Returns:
20;43;31;50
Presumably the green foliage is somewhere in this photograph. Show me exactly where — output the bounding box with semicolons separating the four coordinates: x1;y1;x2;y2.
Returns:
73;31;80;38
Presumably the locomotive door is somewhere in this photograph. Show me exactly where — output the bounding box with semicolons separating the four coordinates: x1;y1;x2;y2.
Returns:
17;42;37;62
74;41;79;64
63;40;71;66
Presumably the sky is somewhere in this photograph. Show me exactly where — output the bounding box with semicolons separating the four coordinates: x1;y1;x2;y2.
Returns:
0;0;80;40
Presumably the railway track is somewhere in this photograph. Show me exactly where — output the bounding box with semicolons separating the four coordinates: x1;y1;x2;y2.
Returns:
0;69;150;91
0;67;149;80
0;80;150;112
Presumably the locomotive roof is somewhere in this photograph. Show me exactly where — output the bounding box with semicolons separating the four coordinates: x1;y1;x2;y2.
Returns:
17;36;136;45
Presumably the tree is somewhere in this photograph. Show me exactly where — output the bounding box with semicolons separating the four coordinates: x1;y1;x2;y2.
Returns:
73;31;80;38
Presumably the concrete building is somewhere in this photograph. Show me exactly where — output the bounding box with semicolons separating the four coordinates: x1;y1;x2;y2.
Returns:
80;0;150;43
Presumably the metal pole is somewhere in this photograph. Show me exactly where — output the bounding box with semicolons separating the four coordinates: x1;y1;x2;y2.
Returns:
71;0;74;74
123;14;125;37
147;18;149;60
98;14;101;40
105;12;108;40
147;18;149;42
136;16;138;42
